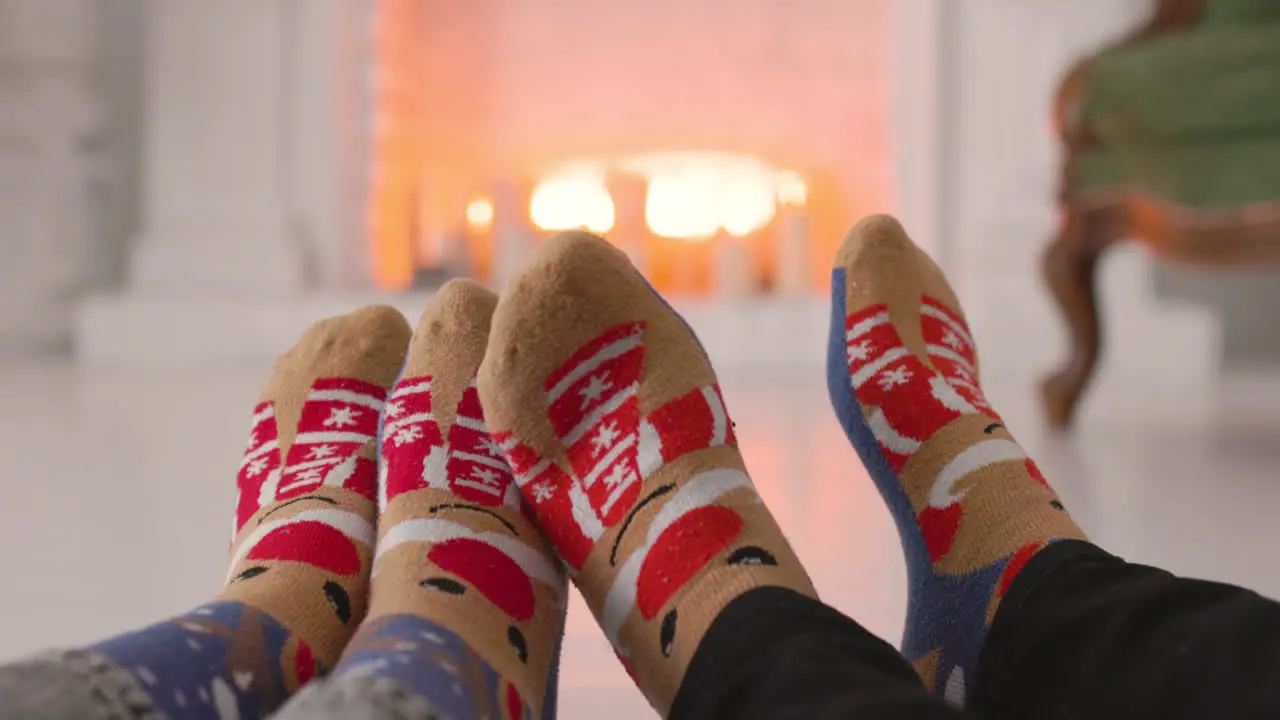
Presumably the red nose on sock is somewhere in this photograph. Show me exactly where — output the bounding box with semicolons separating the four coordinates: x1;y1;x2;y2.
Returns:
919;504;963;562
997;541;1044;598
505;682;525;720
294;638;317;686
1025;459;1050;489
246;521;361;576
428;538;535;621
616;652;639;683
637;505;743;619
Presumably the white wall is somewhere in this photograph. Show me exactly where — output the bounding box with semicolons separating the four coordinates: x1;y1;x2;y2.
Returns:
0;0;143;354
941;0;1155;371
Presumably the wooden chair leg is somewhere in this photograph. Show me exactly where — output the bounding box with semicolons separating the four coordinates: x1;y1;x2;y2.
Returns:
1040;207;1119;429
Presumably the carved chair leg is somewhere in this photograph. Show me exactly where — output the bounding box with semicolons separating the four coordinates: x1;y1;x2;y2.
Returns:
1040;208;1118;429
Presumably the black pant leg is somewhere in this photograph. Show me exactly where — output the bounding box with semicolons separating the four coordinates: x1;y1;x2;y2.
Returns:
670;587;964;720
972;540;1280;719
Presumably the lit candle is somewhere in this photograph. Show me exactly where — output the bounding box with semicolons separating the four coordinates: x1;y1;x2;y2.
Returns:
607;174;649;274
714;230;754;299
491;178;534;290
775;205;811;295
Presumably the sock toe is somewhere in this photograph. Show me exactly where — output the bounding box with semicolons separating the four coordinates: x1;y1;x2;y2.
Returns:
481;230;816;715
223;305;412;666
825;214;1086;706
365;281;566;719
480;231;717;452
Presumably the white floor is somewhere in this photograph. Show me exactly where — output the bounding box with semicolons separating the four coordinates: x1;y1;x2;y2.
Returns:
3;349;1280;718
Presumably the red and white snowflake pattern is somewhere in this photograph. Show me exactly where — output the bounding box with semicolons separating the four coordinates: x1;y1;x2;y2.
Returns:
844;298;1049;563
380;376;519;510
494;321;738;571
234;378;386;533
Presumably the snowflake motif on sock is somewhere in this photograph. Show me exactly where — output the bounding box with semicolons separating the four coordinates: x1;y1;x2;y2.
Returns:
844;299;1013;562
234;378;385;531
308;444;338;460
530;480;556;504
592;422;621;456
324;407;361;429
494;322;740;570
847;339;873;363
381;376;517;508
878;365;913;391
579;372;613;409
392;424;425;447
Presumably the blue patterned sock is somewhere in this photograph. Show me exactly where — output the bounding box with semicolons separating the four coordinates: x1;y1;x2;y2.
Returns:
92;602;312;718
327;280;567;720
824;215;1086;708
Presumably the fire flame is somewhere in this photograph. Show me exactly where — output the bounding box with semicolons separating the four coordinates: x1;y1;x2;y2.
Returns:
529;154;806;240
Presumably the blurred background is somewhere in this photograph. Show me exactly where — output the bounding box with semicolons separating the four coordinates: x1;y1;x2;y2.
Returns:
3;0;1280;717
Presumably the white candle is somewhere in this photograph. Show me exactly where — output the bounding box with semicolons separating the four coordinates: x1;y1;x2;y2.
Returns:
608;174;649;274
491;178;534;290
776;207;811;295
714;231;754;299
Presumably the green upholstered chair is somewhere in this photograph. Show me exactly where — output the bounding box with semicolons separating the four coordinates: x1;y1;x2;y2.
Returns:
1041;0;1280;428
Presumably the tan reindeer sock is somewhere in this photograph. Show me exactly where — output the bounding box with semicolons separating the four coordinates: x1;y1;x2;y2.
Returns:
331;280;567;720
479;231;817;716
93;306;410;718
826;215;1086;708
221;305;412;666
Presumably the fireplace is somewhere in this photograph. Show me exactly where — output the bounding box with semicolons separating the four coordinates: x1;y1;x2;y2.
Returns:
367;0;894;296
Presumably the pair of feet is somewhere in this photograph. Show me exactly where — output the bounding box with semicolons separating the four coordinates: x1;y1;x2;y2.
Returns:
214;215;1084;716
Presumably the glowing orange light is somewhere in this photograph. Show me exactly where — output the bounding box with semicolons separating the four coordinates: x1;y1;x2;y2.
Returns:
529;175;615;234
645;173;720;240
774;170;809;207
465;197;495;231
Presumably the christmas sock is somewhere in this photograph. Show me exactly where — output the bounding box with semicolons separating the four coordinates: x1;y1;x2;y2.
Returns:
328;280;568;720
478;230;817;717
89;305;411;719
825;215;1087;708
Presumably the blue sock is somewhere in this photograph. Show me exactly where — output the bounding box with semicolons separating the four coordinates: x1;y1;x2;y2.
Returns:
824;215;1085;708
93;602;316;718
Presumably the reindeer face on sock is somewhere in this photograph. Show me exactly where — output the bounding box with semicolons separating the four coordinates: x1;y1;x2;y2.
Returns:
900;415;1062;575
590;466;808;707
494;321;812;711
223;494;376;638
844;298;1065;576
223;377;385;642
373;490;566;709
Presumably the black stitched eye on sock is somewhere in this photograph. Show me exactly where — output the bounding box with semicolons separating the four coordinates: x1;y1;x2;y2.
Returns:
323;581;352;624
727;546;778;567
659;609;678;658
983;423;1004;434
232;566;269;583
420;577;467;595
508;626;528;664
1051;499;1066;511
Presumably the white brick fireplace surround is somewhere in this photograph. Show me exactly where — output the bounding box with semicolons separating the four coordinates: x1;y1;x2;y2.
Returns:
68;0;943;371
64;0;1215;390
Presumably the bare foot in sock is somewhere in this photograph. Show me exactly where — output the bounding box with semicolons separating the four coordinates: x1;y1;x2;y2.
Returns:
479;230;816;716
331;280;567;720
825;215;1087;707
